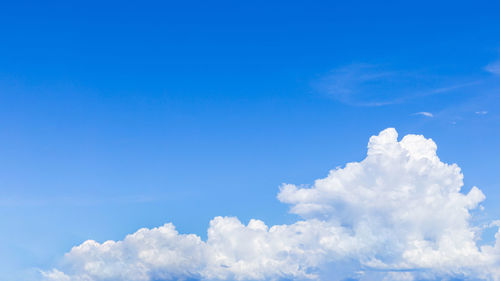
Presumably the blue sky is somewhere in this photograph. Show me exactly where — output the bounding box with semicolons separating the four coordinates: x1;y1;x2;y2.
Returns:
1;1;500;280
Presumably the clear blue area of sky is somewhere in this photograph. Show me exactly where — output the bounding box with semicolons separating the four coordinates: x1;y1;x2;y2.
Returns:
1;1;499;280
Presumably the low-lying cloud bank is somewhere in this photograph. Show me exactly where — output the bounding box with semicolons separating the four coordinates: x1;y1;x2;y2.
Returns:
42;129;500;281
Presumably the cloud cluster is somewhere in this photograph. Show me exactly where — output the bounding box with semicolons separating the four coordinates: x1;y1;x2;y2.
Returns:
43;129;500;281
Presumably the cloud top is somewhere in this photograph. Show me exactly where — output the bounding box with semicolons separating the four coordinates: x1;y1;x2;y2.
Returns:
43;129;500;281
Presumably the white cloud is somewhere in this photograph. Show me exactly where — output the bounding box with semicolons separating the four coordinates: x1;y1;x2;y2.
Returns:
312;64;476;107
414;112;434;117
485;60;500;75
476;111;489;115
43;129;500;281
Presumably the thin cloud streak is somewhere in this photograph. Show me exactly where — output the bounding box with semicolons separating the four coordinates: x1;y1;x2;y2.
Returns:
414;112;434;117
0;195;160;207
485;60;500;75
313;63;481;107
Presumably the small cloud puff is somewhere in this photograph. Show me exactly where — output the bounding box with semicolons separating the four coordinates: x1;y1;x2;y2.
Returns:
43;129;500;281
485;60;500;75
414;112;434;117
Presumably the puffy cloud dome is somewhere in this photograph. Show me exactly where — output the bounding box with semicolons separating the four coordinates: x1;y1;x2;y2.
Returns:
43;129;500;281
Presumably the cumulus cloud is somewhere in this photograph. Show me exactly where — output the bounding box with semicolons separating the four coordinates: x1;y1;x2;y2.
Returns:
43;129;500;281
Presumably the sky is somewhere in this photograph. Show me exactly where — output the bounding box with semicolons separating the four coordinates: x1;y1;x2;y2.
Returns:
1;1;500;280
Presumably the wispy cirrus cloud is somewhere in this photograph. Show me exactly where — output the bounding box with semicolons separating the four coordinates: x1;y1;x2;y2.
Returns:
414;112;434;117
485;60;500;75
313;63;479;107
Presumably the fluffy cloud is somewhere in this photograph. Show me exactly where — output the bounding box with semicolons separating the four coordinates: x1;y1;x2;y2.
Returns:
43;129;500;281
